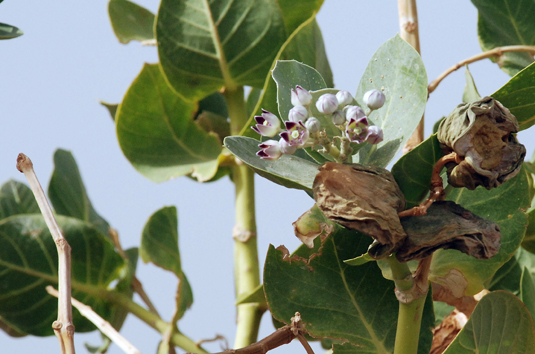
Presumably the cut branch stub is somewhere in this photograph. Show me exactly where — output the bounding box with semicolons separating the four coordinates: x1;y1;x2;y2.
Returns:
313;162;406;259
437;96;525;190
396;201;501;262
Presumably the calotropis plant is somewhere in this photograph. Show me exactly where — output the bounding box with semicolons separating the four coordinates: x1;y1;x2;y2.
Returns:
3;1;535;354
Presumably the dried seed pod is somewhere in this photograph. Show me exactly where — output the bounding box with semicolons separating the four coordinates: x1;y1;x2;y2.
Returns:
313;162;406;258
396;201;501;262
437;96;526;190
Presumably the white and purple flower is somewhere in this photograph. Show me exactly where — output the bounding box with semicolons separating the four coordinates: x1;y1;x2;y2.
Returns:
336;90;353;108
366;126;384;144
257;140;282;160
280;121;309;147
305;117;321;133
346;117;369;143
251;109;281;137
288;106;308;123
363;89;385;110
345;105;366;121
315;93;338;114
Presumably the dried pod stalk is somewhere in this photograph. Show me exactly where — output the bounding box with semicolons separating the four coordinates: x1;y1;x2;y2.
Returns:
313;162;406;258
396;201;501;262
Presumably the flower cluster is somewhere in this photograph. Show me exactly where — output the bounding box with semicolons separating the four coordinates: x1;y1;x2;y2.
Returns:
252;85;385;161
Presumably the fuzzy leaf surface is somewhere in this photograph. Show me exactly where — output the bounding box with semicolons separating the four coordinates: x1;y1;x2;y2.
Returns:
48;149;110;236
108;0;155;44
443;291;535;353
157;0;286;101
471;0;535;76
355;35;428;168
140;206;192;319
264;228;434;354
0;215;125;335
116;64;221;182
241;16;333;138
492;61;535;131
224;136;319;191
430;166;531;296
391;135;443;208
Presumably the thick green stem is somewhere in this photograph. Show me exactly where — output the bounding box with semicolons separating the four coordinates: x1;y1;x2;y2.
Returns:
225;87;263;348
393;296;426;354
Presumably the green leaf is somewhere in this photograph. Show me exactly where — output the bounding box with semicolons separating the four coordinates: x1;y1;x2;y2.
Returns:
522;208;535;253
0;215;125;335
224;136;319;191
462;65;481;103
116;64;222;182
430;166;531;297
471;0;535;76
492;61;535;131
355;35;428;168
0;23;23;40
108;0;155;44
240;16;333;138
443;291;535;353
157;0;286;101
0;180;39;219
48;149;110;236
264;228;434;354
140;206;192;319
521;266;535;321
391;135;443;208
100;101;119;122
271;60;328;121
277;0;324;35
487;247;535;294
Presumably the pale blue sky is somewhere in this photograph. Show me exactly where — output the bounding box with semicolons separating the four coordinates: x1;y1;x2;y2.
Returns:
1;1;532;353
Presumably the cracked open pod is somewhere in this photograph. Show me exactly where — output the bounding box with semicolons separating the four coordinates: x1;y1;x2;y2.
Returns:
313;162;406;258
437;96;526;190
396;201;501;262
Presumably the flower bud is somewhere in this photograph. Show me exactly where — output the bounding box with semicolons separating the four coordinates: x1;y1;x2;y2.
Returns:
251;109;281;137
344;105;366;121
363;89;385;110
437;96;526;190
313;162;407;259
366;126;383;145
257;140;282;160
291;85;312;107
315;93;338;114
305;117;321;133
336;90;353;108
279;138;297;155
288;106;308;123
331;110;346;125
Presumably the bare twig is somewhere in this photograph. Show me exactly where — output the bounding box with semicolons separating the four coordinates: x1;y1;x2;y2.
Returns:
398;0;424;153
16;153;75;354
428;45;535;94
398;152;463;218
47;286;141;354
109;228;160;316
191;312;313;354
196;335;229;350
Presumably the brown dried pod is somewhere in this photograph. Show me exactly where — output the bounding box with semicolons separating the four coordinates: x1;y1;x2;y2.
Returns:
396;201;501;262
313;162;406;258
437;96;526;190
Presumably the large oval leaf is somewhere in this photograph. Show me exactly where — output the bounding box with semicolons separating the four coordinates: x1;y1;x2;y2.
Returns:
430;166;531;297
471;0;535;76
0;215;125;335
0;180;39;219
116;64;222;182
391;135;443;208
108;0;155;44
355;35;428;168
224;136;319;191
48;149;110;236
443;291;535;353
492;61;535;131
277;0;324;34
264;227;434;354
156;0;286;101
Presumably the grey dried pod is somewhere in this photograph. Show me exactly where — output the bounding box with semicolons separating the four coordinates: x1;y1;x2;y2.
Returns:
313;162;406;258
437;96;526;190
396;201;501;262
